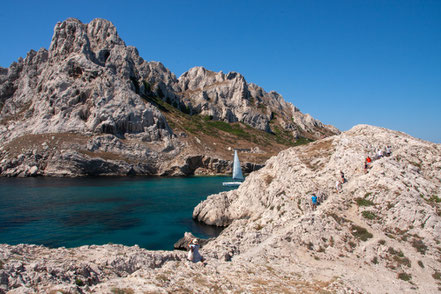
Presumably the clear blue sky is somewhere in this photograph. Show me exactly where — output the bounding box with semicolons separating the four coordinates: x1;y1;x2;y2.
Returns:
1;0;440;142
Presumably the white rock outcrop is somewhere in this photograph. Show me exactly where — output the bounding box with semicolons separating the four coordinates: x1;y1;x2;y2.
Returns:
1;125;440;293
0;18;339;177
177;66;339;137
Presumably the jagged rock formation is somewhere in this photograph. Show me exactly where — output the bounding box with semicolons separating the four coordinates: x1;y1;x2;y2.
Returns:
1;125;439;293
0;18;338;177
193;124;441;293
177;66;338;138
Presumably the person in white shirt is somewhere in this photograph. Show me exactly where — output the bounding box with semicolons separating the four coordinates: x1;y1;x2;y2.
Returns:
188;239;204;263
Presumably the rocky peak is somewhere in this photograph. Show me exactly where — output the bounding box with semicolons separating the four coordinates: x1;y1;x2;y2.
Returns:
49;18;91;60
177;66;338;138
49;18;124;65
87;18;125;52
0;17;338;178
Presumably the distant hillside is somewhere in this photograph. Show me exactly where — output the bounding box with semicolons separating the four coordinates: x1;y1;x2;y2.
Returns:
0;18;339;177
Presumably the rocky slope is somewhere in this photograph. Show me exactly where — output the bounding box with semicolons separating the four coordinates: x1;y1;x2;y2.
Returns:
1;125;440;293
0;18;338;177
194;124;441;293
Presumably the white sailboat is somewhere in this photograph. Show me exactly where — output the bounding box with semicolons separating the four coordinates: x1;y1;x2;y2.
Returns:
223;150;244;186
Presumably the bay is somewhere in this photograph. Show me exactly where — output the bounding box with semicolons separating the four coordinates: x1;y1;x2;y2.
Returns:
0;176;232;250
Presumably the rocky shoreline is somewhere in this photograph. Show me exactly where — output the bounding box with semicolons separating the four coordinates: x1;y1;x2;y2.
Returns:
1;125;440;293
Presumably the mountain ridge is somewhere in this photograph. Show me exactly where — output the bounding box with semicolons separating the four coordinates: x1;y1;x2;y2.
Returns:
0;17;339;177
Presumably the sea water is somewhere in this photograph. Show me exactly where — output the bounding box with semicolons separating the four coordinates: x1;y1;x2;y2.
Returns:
0;176;233;250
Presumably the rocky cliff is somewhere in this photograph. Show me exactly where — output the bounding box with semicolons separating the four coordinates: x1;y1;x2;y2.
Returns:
1;125;439;293
193;124;441;293
0;18;338;177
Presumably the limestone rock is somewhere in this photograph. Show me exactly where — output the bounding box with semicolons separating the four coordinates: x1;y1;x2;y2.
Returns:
193;124;441;293
0;18;338;178
0;125;439;293
177;66;339;138
173;232;211;250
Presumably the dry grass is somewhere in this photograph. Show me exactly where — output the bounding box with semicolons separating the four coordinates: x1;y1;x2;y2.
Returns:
79;150;129;162
3;133;89;157
111;288;134;294
142;95;307;165
0;101;32;125
264;174;274;186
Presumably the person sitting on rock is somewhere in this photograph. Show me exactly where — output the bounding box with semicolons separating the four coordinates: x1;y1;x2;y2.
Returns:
311;194;318;210
376;149;383;159
188;238;204;263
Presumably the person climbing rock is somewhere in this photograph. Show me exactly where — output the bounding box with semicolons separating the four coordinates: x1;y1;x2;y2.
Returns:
311;194;318;210
385;145;392;156
336;180;342;193
364;156;372;173
187;238;204;263
366;156;372;164
340;171;345;183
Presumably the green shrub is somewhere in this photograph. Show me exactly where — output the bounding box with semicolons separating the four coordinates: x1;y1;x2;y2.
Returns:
393;256;411;268
362;211;377;220
397;272;412;281
411;238;427;255
356;198;374;206
351;225;373;241
417;260;424;268
143;80;151;92
75;278;84;287
433;270;441;280
430;195;441;203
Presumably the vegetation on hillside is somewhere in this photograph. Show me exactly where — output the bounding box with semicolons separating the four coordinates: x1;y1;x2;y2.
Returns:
141;94;312;148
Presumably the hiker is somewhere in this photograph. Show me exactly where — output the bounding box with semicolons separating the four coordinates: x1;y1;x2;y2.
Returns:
364;160;368;174
376;148;383;159
311;194;318;210
188;238;204;263
385;145;392;156
335;180;342;193
340;171;345;183
319;192;328;203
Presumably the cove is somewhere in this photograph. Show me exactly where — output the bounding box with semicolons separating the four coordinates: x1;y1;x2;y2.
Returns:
0;176;232;250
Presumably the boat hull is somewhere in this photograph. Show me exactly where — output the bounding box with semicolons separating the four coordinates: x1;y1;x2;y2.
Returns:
222;182;242;187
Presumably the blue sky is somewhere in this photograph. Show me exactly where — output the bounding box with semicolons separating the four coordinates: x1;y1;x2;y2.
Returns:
1;0;440;142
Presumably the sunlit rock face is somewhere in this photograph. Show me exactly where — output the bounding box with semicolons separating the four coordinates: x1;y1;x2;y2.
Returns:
0;125;440;293
0;18;338;177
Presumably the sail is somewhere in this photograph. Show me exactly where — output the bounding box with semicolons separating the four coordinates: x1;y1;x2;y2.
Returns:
232;150;244;180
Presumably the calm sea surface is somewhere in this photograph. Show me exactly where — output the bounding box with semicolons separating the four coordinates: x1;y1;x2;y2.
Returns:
0;176;233;250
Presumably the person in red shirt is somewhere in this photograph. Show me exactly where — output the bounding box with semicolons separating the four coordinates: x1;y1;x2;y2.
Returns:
364;156;372;173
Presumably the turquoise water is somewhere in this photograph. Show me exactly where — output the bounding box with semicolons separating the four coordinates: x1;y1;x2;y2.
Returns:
0;176;232;250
